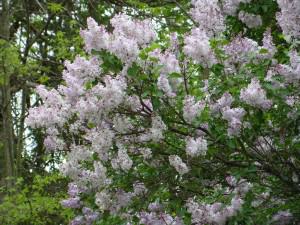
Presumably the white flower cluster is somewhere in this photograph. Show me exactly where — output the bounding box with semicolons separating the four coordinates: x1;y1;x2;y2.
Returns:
168;155;189;175
185;136;208;157
157;73;176;97
183;95;205;123
240;78;272;110
148;47;181;97
149;49;180;75
190;0;225;37
184;0;224;67
183;28;217;68
111;144;133;171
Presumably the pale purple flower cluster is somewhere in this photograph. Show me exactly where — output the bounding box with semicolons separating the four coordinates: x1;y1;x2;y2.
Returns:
210;92;233;114
149;49;181;97
81;14;156;63
187;197;243;225
183;95;206;123
184;28;217;67
157;73;176;97
169;155;189;175
210;92;245;136
222;0;251;16
187;178;251;225
79;17;109;52
149;49;180;75
61;183;84;210
138;203;183;225
70;207;99;225
224;30;277;73
261;29;277;59
240;78;272;110
224;35;259;71
95;183;147;214
183;0;225;67
185;136;208;157
26;85;66;129
111;143;133;171
271;210;293;225
254;136;274;155
238;11;262;28
276;0;300;39
140;115;167;142
276;50;300;83
222;107;246;136
110;14;156;47
61;197;81;209
138;211;184;225
190;0;225;37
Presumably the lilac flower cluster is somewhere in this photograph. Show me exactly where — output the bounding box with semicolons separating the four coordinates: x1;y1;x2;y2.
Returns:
185;136;208;157
81;14;156;63
276;0;300;39
222;0;252;16
186;178;251;225
240;78;272;110
238;11;262;28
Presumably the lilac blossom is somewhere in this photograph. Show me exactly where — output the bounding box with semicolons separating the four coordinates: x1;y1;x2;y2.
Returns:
240;78;272;110
276;0;300;39
222;0;252;16
185;136;208;157
190;0;225;37
169;155;189;175
183;95;206;123
222;107;246;136
238;11;262;28
183;28;217;67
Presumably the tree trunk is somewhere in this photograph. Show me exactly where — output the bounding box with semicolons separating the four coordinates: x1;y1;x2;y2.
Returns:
0;0;15;188
16;88;27;176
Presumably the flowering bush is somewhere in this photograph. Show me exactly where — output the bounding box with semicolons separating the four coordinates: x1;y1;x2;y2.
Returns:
27;0;300;224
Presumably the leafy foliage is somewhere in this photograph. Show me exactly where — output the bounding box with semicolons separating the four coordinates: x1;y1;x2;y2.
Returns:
0;174;73;225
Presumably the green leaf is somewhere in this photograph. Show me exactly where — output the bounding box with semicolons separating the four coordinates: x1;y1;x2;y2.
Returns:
38;75;50;84
47;2;64;13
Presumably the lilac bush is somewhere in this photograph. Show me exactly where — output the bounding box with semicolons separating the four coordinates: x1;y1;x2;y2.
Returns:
27;0;300;224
